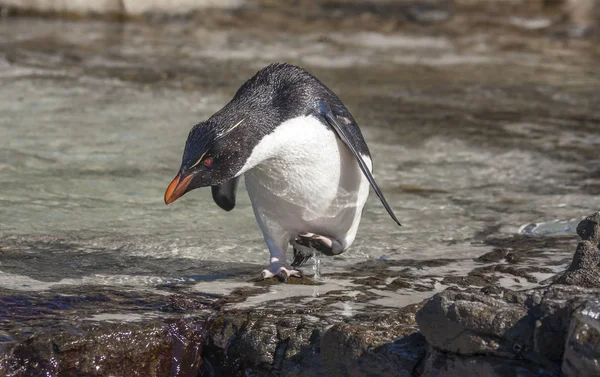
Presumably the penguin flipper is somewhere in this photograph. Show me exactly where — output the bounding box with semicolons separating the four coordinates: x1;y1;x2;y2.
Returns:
316;100;402;226
211;176;240;211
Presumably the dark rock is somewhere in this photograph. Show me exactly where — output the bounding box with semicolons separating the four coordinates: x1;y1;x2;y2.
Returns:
322;329;425;377
562;299;600;377
476;248;509;263
387;278;411;290
202;304;427;377
418;348;548;377
321;304;426;377
416;288;533;358
556;212;600;288
162;293;216;312
0;319;205;377
202;308;326;377
494;264;553;283
387;277;435;292
505;252;523;264
352;276;388;287
254;276;322;286
0;285;215;377
567;241;600;270
416;284;600;377
529;285;585;364
441;274;491;287
576;212;600;241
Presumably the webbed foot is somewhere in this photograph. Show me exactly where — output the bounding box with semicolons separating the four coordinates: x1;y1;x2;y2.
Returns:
294;232;342;256
261;262;302;282
292;242;314;267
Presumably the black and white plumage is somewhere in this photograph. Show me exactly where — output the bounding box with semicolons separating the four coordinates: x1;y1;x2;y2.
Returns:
165;63;400;280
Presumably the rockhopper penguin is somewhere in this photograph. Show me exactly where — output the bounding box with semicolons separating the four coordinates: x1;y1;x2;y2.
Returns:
164;63;400;280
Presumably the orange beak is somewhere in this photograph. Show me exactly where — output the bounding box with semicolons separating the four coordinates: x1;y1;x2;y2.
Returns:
164;173;194;205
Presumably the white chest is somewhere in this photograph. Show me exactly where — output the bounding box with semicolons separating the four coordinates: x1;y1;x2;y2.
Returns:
237;115;371;238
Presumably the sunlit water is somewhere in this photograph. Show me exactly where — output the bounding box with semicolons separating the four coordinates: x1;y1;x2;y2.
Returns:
0;17;599;305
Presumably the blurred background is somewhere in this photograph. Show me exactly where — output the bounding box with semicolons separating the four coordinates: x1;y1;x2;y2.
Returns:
0;0;599;290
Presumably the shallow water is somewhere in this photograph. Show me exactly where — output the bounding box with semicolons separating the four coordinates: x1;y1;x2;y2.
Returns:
0;13;599;312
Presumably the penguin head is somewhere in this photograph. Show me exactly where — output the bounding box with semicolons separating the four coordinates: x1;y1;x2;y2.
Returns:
164;118;248;204
164;63;319;205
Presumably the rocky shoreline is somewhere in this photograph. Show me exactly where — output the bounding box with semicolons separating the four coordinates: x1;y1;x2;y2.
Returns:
1;213;598;377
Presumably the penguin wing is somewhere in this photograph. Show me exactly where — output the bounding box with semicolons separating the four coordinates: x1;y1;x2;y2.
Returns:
211;176;240;211
316;100;401;226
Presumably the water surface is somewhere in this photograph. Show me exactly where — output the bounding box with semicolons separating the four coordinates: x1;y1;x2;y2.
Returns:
0;15;599;310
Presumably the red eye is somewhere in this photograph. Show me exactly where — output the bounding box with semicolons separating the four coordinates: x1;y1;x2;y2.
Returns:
203;157;213;167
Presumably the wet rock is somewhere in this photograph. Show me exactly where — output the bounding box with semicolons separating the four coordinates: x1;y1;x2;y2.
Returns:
562;299;600;377
556;241;600;287
162;293;219;313
418;348;547;377
201;304;427;377
352;276;388;287
441;274;493;287
0;319;205;377
387;278;411;290
0;286;216;377
416;283;600;377
416;288;533;358
321;304;426;377
254;276;322;287
385;277;435;292
529;285;584;364
473;247;524;265
202;308;324;377
575;212;600;241
556;212;600;288
476;248;509;263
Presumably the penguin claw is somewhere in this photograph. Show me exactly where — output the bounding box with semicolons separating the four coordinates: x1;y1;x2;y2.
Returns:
260;263;302;282
260;270;272;280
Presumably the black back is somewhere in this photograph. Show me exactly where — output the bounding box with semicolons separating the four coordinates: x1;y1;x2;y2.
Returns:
208;63;371;159
180;63;396;218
